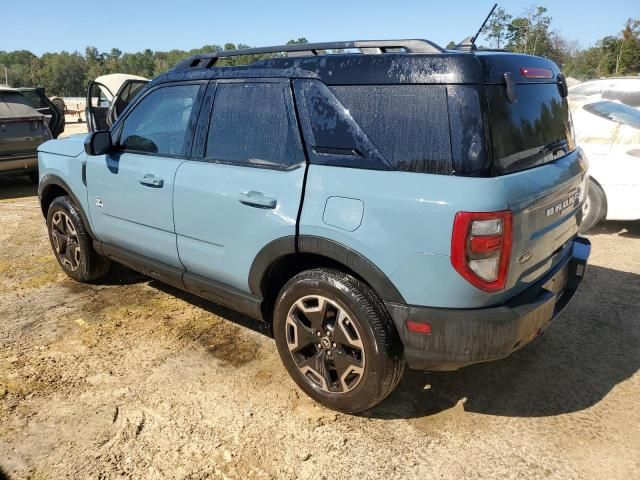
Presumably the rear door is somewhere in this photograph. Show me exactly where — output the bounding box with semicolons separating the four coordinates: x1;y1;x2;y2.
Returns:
173;79;306;292
86;82;205;272
483;57;588;292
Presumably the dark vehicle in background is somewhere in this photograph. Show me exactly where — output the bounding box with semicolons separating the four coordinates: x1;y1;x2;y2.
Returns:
17;87;65;138
0;86;51;182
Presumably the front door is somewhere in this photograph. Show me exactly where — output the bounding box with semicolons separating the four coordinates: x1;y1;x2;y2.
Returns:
86;82;205;269
173;80;306;292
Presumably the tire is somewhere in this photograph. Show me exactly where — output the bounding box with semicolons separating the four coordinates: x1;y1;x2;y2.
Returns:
273;268;405;413
46;196;110;282
50;97;66;114
580;180;607;233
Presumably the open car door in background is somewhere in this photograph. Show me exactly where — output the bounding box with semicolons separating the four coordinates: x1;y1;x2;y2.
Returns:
107;79;148;126
18;87;65;138
86;81;113;132
86;74;149;133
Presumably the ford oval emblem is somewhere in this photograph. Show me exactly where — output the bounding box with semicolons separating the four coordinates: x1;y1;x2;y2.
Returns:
517;250;533;264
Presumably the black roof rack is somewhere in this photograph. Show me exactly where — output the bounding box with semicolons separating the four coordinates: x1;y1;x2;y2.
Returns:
173;39;444;70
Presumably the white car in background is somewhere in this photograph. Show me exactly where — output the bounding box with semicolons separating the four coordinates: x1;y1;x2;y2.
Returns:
570;98;640;231
85;73;149;132
569;77;640;110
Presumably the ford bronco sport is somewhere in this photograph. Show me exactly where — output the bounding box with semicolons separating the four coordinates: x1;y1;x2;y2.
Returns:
37;39;591;413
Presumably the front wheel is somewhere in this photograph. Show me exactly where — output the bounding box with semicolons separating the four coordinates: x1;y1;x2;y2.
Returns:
46;196;110;282
273;269;405;413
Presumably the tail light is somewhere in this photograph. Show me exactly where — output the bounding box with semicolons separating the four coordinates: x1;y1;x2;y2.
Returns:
520;67;553;79
451;211;513;292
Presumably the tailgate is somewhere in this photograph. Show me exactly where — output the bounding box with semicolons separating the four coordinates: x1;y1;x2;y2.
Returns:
499;149;588;294
479;52;588;292
0;118;49;157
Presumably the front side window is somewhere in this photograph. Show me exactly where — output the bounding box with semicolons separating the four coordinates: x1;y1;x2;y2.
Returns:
120;84;201;156
205;82;304;168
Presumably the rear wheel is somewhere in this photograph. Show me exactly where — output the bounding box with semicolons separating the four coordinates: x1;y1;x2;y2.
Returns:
273;269;405;413
46;196;110;282
580;181;606;233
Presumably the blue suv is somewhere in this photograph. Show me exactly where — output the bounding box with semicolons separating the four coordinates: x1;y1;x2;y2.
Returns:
37;40;591;413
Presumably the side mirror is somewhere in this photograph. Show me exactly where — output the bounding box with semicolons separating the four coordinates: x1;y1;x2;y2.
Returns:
84;130;112;155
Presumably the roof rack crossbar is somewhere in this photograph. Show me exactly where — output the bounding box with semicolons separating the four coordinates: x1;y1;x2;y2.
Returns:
174;39;444;70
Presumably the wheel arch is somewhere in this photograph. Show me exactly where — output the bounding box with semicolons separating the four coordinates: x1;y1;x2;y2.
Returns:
39;175;96;240
588;176;608;218
250;236;405;320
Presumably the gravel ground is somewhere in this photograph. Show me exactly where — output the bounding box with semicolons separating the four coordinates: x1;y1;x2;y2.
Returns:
0;162;639;479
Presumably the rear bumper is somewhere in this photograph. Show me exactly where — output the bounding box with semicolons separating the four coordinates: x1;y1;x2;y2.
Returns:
385;236;591;371
0;154;38;174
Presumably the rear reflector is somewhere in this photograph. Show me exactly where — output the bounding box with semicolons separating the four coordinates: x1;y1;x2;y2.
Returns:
406;320;432;335
520;67;553;79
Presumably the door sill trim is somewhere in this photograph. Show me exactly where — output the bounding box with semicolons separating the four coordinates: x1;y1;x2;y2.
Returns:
94;241;263;320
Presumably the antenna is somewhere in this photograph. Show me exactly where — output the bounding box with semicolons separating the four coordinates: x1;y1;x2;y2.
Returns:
454;3;498;51
471;3;498;47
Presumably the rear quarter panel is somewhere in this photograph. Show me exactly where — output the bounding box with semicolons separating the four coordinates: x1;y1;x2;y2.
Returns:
300;165;511;308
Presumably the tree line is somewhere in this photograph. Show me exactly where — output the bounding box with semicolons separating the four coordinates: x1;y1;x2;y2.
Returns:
467;6;639;79
0;38;309;97
0;5;638;97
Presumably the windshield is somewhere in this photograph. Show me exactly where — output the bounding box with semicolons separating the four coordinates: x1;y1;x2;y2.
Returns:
583;101;640;129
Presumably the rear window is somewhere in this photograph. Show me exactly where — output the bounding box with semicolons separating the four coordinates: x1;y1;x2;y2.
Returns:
0;91;32;107
0;91;40;119
583;101;640;129
331;85;452;174
488;83;575;175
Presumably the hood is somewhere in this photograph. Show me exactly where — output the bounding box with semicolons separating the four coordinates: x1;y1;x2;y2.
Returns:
38;134;88;157
95;73;149;100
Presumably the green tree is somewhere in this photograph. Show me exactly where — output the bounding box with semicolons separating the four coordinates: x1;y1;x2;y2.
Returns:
616;19;640;74
485;7;512;49
286;38;309;45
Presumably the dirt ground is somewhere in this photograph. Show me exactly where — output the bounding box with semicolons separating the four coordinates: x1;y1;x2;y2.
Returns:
0;129;639;479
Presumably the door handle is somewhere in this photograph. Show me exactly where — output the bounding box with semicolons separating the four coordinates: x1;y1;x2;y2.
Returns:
239;191;277;209
138;174;164;188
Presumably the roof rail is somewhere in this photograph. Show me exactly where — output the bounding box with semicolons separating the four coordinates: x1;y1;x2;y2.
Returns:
173;39;444;70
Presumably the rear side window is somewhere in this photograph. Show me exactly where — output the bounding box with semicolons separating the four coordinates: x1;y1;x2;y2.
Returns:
584;101;640;129
120;84;201;156
331;85;452;174
206;82;304;168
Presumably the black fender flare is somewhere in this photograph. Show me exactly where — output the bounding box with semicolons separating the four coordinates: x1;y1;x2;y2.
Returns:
249;235;405;304
38;174;96;240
